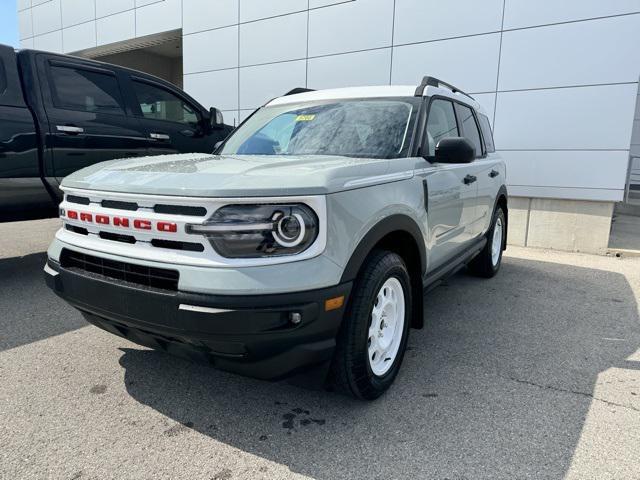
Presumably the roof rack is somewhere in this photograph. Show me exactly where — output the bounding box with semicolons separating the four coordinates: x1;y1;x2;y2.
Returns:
284;87;315;96
414;76;474;100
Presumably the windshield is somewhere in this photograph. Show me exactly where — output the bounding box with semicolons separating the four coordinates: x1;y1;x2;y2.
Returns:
220;98;420;159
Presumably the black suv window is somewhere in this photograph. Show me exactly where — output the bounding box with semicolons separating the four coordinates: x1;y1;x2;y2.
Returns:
49;65;125;115
132;80;199;126
478;113;495;153
426;99;459;156
0;58;7;96
457;104;483;157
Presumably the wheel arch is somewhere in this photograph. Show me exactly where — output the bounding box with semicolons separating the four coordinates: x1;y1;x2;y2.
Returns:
493;186;508;249
340;214;426;329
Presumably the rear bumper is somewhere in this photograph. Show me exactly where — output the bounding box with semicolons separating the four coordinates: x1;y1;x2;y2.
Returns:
45;258;351;380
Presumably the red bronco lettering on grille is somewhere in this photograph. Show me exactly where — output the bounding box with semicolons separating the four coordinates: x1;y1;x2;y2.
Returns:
133;219;152;230
113;217;129;228
65;210;177;233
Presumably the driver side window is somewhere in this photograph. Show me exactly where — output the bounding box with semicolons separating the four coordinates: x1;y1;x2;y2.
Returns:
425;99;459;156
132;80;199;126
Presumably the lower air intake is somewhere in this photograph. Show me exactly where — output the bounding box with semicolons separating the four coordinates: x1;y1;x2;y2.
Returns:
59;249;179;291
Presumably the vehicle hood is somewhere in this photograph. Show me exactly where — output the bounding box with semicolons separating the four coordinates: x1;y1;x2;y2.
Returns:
61;153;416;197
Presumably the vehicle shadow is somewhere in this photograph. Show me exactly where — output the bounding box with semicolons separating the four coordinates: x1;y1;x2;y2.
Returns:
117;256;640;479
0;252;86;352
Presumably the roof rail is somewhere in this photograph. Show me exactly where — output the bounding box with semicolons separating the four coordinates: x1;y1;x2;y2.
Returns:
414;76;474;100
284;87;315;96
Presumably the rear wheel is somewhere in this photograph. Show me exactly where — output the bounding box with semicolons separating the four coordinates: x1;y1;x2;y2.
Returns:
330;250;411;400
468;206;506;278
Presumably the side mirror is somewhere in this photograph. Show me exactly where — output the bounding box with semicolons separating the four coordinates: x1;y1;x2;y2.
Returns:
434;137;475;164
208;107;224;130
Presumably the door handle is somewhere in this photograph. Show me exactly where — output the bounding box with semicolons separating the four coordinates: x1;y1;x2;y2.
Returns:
150;133;170;141
56;125;84;135
489;170;500;178
463;174;477;185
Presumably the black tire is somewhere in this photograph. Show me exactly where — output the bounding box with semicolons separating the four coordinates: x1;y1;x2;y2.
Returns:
329;249;412;400
468;206;506;278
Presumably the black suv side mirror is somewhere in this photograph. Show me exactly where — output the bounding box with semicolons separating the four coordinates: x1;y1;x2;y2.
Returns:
208;107;225;130
434;137;475;164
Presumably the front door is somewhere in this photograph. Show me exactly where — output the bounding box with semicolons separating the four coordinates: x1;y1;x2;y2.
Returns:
128;77;218;156
418;98;478;270
39;58;149;180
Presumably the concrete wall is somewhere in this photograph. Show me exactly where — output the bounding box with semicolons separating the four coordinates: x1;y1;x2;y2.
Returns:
508;197;614;254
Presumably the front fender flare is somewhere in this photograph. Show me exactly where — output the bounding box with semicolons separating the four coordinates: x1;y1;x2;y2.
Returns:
340;214;426;283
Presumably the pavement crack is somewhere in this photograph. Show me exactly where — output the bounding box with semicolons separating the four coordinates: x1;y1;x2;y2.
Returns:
503;375;640;413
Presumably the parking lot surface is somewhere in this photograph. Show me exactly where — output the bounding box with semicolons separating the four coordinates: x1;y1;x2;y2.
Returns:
1;219;639;480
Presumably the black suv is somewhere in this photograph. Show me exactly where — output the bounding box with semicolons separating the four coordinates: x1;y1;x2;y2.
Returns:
0;44;232;217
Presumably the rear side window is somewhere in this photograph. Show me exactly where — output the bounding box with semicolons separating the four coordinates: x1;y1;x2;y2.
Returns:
457;104;483;158
132;80;199;126
426;99;459;156
49;65;125;115
478;114;495;153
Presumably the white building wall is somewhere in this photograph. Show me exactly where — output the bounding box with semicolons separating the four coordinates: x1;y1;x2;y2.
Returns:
17;0;640;205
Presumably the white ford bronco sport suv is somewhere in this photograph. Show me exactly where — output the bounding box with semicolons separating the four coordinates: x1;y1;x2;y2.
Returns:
45;76;507;400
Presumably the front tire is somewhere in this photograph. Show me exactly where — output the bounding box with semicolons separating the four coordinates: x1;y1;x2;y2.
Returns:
468;206;506;278
330;250;411;400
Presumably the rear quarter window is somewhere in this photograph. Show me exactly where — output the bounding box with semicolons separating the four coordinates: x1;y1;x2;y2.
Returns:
457;104;484;158
478;114;495;153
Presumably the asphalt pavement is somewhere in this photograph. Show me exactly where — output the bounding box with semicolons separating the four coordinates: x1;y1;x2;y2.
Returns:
1;218;639;479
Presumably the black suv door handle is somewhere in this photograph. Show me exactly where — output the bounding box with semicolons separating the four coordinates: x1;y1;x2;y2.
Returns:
489;170;500;178
463;174;477;185
56;125;84;135
150;132;170;141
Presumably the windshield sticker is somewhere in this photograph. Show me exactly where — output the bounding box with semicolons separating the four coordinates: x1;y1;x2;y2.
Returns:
295;114;316;122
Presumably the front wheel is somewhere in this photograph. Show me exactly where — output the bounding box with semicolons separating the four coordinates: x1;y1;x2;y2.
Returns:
329;250;411;400
468;206;506;278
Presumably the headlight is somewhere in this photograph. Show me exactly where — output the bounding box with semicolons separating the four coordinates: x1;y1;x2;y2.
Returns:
186;204;319;258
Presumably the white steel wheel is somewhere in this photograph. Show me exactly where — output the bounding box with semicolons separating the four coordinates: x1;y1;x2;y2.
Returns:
367;277;406;376
491;216;504;267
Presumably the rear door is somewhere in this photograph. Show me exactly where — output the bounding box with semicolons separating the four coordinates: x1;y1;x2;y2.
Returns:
0;46;54;211
455;104;502;236
127;76;218;155
37;56;148;179
417;97;478;269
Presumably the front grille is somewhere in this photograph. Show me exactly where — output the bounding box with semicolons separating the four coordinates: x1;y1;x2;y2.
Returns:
67;195;90;205
60;249;179;291
99;231;136;244
154;204;207;216
65;224;89;235
151;239;204;252
101;200;138;211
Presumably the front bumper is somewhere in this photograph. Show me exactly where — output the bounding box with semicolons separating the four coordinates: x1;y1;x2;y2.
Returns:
45;257;351;380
